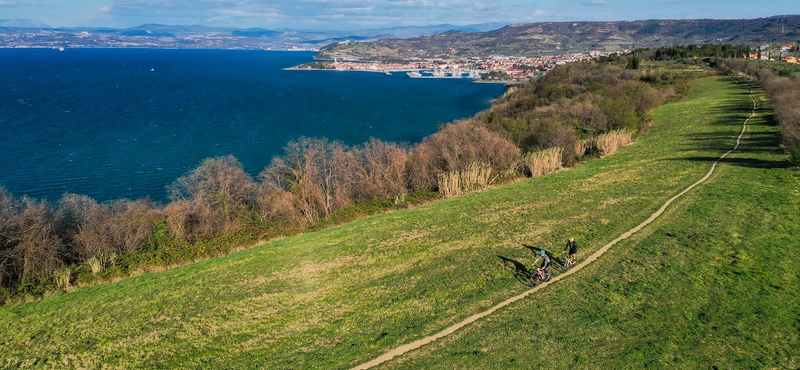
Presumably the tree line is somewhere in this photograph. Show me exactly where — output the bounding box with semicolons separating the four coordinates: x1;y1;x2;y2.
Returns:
724;59;800;164
0;54;704;303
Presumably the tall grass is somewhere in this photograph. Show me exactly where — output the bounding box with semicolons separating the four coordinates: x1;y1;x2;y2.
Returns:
53;268;70;291
594;129;635;156
574;138;592;157
86;258;102;274
524;147;562;177
438;162;493;198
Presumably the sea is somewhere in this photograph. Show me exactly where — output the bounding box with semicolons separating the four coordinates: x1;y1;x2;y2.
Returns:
0;49;504;203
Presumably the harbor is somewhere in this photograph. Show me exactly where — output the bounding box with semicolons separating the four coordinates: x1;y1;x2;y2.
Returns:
290;52;601;81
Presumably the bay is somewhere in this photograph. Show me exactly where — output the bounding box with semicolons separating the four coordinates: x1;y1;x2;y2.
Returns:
0;49;504;203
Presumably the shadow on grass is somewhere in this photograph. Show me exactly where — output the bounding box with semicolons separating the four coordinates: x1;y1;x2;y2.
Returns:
522;244;571;273
677;156;791;169
673;128;789;168
683;130;781;148
498;255;535;287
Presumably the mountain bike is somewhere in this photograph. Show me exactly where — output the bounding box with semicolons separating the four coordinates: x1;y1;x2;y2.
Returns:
562;252;577;271
529;266;552;285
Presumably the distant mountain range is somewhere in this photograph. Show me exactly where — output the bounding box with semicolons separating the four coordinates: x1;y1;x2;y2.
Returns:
0;20;506;50
319;16;800;60
2;16;799;58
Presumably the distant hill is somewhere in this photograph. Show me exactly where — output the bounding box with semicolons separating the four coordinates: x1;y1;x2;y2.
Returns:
0;19;51;28
0;22;506;50
318;16;800;60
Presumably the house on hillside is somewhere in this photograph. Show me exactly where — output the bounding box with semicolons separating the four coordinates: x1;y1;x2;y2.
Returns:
784;56;799;64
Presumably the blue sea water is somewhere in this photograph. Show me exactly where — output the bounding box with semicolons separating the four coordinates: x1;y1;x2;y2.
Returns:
0;49;504;203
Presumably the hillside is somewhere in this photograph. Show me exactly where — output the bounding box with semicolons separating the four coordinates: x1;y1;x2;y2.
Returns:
319;15;800;60
1;77;798;368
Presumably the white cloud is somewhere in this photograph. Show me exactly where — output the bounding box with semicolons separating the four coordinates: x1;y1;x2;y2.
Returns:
213;9;284;18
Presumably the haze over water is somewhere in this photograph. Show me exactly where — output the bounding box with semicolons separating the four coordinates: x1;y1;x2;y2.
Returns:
0;49;504;203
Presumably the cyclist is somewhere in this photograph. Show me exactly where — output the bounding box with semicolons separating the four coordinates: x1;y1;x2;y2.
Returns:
563;237;578;266
532;249;551;273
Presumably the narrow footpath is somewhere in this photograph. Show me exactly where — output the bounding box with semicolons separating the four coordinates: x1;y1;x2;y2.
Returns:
351;89;758;370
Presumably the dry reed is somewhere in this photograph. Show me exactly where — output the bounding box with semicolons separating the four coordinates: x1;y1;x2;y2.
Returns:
525;147;563;177
595;130;634;156
438;163;493;198
575;138;592;157
86;257;102;274
53;268;71;291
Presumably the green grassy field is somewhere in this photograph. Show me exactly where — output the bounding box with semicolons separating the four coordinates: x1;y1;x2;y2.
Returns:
1;76;797;369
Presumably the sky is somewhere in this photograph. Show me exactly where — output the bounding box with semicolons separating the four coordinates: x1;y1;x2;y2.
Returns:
0;0;797;30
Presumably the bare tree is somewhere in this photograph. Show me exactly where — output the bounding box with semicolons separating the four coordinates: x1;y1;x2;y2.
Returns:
406;121;521;191
107;199;158;255
0;188;19;288
348;138;409;203
7;197;64;286
163;200;193;240
260;138;350;224
56;193;111;261
169;155;258;237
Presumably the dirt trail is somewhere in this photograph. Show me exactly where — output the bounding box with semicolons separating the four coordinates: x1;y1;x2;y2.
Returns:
351;91;757;370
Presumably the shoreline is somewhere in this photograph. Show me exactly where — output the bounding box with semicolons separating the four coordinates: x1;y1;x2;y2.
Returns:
283;66;513;83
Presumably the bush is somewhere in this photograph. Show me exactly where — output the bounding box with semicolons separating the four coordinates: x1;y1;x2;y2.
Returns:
406;121;520;191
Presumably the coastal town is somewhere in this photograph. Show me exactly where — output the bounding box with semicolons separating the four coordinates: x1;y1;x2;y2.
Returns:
293;43;799;81
292;52;607;81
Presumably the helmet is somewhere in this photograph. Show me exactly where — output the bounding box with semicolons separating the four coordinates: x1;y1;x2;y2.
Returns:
540;250;546;255
569;237;575;242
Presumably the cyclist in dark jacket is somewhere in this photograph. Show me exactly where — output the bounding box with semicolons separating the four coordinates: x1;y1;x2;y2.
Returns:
563;237;578;266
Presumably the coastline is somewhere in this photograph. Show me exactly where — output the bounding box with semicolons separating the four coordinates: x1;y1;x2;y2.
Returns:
284;66;513;83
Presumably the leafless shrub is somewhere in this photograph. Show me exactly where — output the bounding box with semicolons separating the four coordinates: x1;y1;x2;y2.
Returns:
163;200;192;240
56;194;110;261
170;155;258;237
255;187;305;226
0;188;19;288
260;138;350;224
6;197;64;286
348;139;409;203
525;147;563;177
57;195;157;259
760;75;800;150
407;121;521;191
107;199;158;255
726;61;800;158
